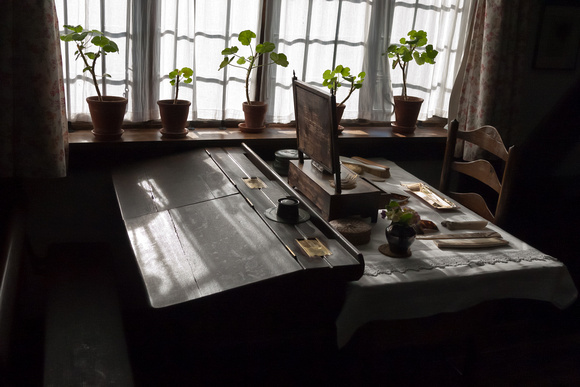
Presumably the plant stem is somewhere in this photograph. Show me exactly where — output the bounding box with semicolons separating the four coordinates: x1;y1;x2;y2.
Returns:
339;83;356;106
174;74;180;104
77;43;102;101
402;62;408;99
245;56;256;105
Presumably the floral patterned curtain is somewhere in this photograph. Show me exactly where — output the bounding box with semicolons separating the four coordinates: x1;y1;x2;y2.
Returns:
0;0;68;178
454;0;531;160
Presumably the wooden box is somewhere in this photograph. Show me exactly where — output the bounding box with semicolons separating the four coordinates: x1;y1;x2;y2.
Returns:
290;78;381;222
288;160;380;222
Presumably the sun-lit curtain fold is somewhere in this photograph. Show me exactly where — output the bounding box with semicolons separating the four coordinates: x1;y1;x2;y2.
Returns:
0;0;68;178
359;0;395;122
454;0;531;160
132;0;160;122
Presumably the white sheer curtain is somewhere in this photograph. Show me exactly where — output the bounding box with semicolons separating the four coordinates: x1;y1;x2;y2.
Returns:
263;0;381;122
389;0;473;120
56;0;472;124
57;0;131;122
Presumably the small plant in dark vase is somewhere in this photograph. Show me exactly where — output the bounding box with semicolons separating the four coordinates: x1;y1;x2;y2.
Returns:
380;200;420;257
322;65;365;133
158;67;193;138
219;30;289;132
385;29;438;134
60;25;126;140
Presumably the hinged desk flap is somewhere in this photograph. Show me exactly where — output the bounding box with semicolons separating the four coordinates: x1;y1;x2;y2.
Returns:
124;194;301;308
112;150;237;220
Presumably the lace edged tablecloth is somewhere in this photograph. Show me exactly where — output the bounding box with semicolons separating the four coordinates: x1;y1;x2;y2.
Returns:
364;249;558;277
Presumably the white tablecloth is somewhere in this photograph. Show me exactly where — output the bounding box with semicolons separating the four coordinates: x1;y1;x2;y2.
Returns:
336;159;578;347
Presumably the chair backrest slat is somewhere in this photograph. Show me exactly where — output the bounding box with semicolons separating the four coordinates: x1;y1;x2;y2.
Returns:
451;160;502;193
439;119;514;225
457;126;509;161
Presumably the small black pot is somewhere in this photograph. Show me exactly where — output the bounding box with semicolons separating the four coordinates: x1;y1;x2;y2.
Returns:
385;222;416;255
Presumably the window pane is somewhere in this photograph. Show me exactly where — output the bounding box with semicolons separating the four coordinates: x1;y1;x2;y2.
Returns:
192;0;262;121
56;0;129;121
56;0;471;125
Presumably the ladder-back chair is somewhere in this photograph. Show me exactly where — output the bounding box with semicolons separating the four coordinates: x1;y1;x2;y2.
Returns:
439;119;517;225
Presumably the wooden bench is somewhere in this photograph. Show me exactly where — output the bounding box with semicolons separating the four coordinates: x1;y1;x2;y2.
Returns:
0;207;25;386
43;244;134;386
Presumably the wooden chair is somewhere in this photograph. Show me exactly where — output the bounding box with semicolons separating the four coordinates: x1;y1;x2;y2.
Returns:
439;119;517;225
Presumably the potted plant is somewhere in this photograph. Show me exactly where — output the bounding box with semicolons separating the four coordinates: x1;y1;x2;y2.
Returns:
60;25;126;139
157;67;193;138
381;200;420;256
385;29;438;134
219;30;289;132
322;65;365;131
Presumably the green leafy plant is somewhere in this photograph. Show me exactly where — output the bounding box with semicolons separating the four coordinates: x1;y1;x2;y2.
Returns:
322;65;366;106
168;67;193;104
60;25;120;101
381;200;420;225
219;30;289;105
385;30;438;99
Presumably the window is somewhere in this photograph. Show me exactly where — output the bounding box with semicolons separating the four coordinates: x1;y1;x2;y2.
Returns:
56;0;472;126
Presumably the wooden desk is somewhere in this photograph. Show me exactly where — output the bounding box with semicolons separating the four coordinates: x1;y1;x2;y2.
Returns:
112;145;363;308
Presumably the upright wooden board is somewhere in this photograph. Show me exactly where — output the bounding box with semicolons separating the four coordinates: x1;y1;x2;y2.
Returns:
292;79;339;174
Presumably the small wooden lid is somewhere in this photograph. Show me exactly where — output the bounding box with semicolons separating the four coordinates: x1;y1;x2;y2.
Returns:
330;218;372;245
274;149;301;160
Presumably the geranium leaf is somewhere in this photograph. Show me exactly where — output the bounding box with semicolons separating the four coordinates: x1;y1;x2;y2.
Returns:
181;67;193;77
270;52;288;67
219;57;232;70
257;42;275;53
221;47;238;56
238;30;256;45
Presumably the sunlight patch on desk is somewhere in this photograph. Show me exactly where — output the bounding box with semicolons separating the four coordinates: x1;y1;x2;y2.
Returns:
125;211;202;307
343;129;368;135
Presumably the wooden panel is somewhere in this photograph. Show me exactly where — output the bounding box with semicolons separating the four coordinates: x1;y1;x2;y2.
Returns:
112;150;237;219
209;148;331;270
170;195;302;299
293;79;338;173
215;147;362;273
125;194;301;308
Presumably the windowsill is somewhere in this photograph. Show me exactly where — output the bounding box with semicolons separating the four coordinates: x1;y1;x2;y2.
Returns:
69;125;448;146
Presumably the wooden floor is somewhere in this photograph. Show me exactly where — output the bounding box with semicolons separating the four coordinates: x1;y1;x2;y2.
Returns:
8;243;580;386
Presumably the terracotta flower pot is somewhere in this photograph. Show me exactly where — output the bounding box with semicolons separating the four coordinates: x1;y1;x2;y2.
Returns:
393;96;424;134
157;99;191;138
239;101;268;132
86;96;127;140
